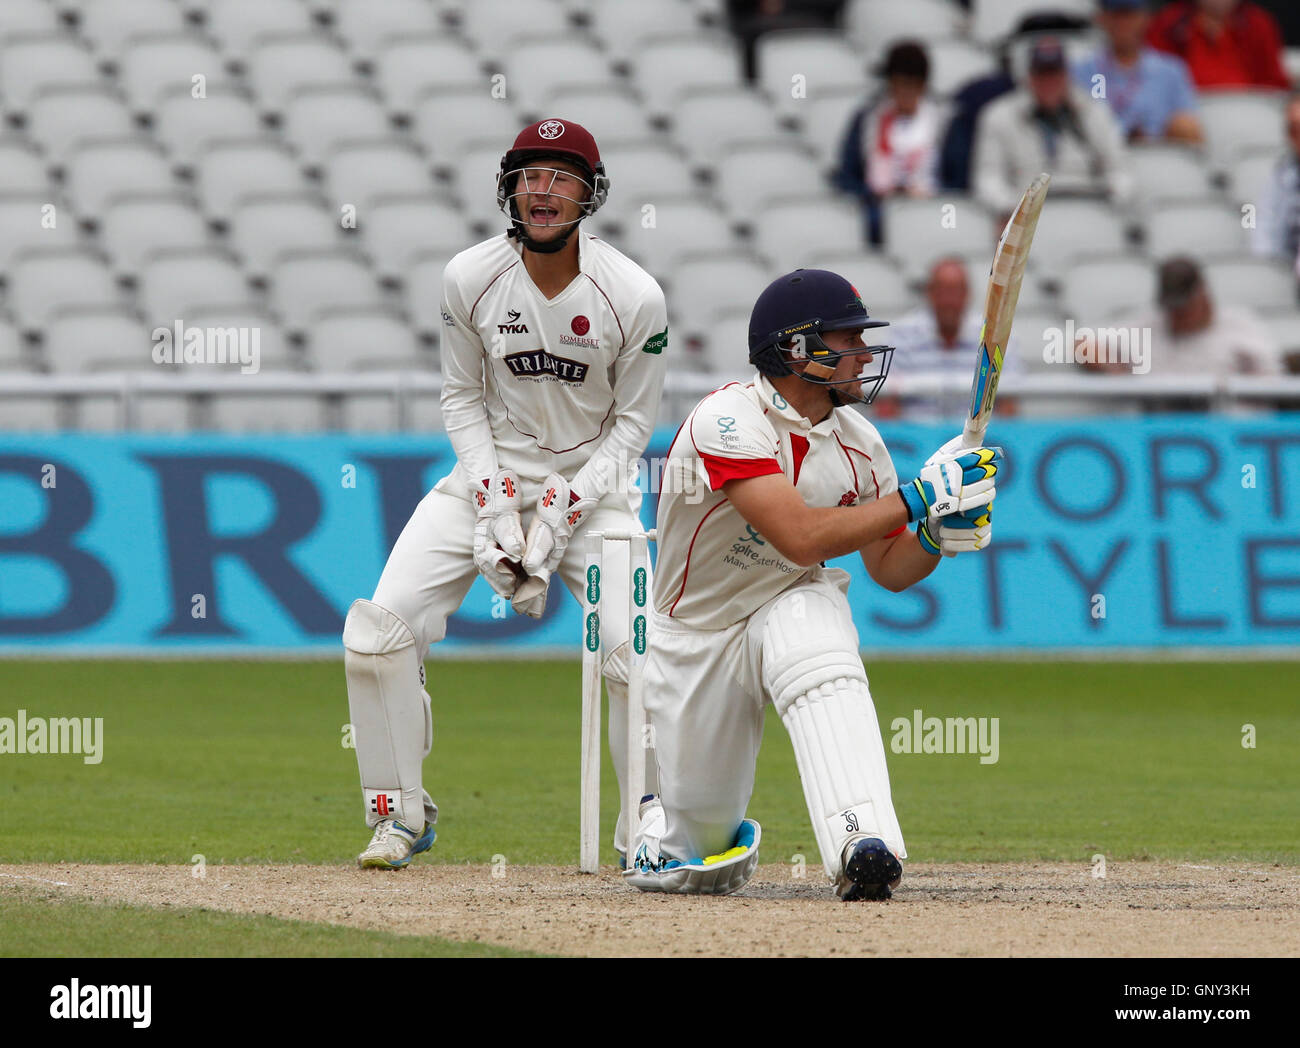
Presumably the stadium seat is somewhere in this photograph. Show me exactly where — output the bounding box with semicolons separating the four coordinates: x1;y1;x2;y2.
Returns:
0;313;26;367
42;306;154;372
454;141;521;230
754;30;866;113
80;0;187;61
1028;199;1128;280
927;39;999;98
501;37;618;112
281;87;395;169
0;194;82;272
632;34;746;118
672;87;790;172
1007;307;1068;376
794;86;864;169
9;248;125;332
1198;91;1288;174
712;143;829;217
586;0;701;61
24;87;136;168
841;0;962;61
206;387;327;433
176;306;297;373
693;307;754;377
270;250;385;333
246;35;360;116
139;248;256;326
0;35;103;115
970;0;1093;45
194;140;310;217
117;35;237;117
64;139;179;217
667;251;772;336
456;0;574;49
411;88;524;166
617;195;740;273
794;249;917;315
1061;254;1157;323
1127;143;1214;206
322;140;436;213
1227;147;1281;203
332;0;442;61
0;140;50;194
361;194;469;280
373;37;491;115
0;0;61;40
881;194;999;281
98;194;213;274
152;89;265;170
1201;256;1297;312
751;196;864;267
229;194;342;279
0;394;64;431
1142;200;1249;260
594;141;698;225
541;85;657;142
405;249;457;336
1261;310;1300;355
201;0;316;56
308;307;425;371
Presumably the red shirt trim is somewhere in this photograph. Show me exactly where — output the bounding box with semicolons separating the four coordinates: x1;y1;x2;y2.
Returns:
700;453;782;489
789;433;810;485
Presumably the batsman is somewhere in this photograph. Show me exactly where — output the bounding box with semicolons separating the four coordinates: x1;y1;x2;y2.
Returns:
627;269;1002;900
343;118;667;869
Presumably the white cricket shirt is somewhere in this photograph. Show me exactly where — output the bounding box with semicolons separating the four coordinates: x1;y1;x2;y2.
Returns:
655;373;902;630
436;230;668;500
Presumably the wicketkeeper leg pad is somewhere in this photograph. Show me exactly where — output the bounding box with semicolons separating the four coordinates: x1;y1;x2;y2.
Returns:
344;598;433;831
759;586;906;878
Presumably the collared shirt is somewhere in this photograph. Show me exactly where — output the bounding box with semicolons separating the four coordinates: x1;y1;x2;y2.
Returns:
1072;47;1199;140
437;230;667;501
654;373;900;630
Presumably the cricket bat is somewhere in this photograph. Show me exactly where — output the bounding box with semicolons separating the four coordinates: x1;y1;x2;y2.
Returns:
962;172;1051;449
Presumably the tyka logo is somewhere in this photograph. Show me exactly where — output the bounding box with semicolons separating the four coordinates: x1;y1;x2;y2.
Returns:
498;309;529;334
503;349;589;382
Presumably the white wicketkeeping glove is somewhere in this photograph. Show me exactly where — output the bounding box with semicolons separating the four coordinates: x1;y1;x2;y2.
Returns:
511;473;597;618
472;469;526;600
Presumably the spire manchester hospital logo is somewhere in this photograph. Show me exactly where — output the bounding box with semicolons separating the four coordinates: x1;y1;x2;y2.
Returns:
538;120;565;139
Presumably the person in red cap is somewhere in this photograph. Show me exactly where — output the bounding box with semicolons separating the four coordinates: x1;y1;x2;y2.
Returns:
342;119;669;871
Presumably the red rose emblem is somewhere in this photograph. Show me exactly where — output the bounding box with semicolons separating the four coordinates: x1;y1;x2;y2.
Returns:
571;315;590;336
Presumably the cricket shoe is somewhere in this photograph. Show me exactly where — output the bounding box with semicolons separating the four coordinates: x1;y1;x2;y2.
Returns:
357;818;436;869
836;837;903;901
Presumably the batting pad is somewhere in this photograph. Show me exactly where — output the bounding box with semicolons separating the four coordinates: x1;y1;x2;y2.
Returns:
344;599;434;830
780;677;906;878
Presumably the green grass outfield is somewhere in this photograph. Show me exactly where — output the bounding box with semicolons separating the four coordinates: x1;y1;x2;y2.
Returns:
0;892;534;957
1;659;1295;867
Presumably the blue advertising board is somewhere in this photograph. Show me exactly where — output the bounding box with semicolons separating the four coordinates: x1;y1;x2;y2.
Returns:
1;417;1298;653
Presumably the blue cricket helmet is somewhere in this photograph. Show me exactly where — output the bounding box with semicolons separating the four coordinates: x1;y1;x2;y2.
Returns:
748;269;895;405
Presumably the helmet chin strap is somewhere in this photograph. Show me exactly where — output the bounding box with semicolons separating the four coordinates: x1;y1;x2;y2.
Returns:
507;222;572;254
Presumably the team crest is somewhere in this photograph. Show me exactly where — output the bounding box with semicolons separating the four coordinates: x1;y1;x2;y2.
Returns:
538;120;565;140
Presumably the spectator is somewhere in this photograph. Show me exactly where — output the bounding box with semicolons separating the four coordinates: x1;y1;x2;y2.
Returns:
833;41;940;245
887;257;1019;419
1252;92;1300;261
973;37;1133;219
1075;0;1203;144
1147;0;1289;90
1092;258;1279;390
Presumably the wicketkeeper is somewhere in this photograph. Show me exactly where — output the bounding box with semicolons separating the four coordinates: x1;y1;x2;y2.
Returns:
626;269;1001;899
343;119;667;869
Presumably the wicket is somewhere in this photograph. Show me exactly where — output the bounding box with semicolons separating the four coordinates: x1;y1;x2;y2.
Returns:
580;528;653;874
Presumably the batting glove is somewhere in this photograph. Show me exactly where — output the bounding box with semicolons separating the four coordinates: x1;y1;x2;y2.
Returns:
472;469;526;599
918;502;993;557
899;447;1002;523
